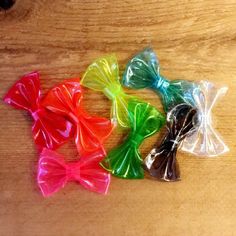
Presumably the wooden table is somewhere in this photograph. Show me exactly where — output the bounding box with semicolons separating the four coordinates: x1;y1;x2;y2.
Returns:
0;1;236;235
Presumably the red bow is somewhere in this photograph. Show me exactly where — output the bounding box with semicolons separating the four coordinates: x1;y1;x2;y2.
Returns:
42;79;113;155
3;72;73;150
37;148;110;196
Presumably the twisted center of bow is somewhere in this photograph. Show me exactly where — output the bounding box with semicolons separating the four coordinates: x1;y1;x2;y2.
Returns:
66;162;81;181
68;111;80;124
169;139;180;149
163;134;181;152
31;109;43;121
103;84;122;100
159;138;179;154
152;76;169;91
199;112;212;127
130;133;144;148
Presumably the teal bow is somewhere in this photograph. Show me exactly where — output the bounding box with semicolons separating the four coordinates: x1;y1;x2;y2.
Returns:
122;48;199;112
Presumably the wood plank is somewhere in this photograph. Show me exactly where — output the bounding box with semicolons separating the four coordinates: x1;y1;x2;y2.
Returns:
0;0;236;235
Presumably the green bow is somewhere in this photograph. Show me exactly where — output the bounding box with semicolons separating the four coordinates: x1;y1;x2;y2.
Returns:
100;99;166;179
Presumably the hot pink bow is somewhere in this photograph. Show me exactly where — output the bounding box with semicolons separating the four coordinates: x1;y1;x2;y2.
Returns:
37;148;111;197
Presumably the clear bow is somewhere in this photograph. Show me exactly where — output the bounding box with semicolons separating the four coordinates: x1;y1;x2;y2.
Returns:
181;80;229;157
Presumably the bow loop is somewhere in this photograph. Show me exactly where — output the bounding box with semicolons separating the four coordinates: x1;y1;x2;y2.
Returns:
3;72;40;113
42;79;83;117
122;48;199;112
81;55;135;128
37;148;110;197
81;54;120;91
37;149;68;196
181;81;229;156
42;79;113;154
101;100;165;179
122;48;161;89
3;72;73;150
144;104;199;181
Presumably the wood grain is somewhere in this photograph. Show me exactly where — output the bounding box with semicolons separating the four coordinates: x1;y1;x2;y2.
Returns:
0;0;236;235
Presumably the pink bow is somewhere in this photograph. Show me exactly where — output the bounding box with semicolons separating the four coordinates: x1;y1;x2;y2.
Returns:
37;148;111;197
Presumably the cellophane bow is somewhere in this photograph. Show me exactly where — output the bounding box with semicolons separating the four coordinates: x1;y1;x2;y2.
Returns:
38;148;111;196
181;80;229;156
100;99;165;179
144;104;199;181
81;54;136;128
42;79;113;155
122;48;199;112
3;72;73;150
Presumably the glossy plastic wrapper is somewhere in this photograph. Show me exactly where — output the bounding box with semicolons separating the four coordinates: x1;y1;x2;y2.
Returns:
101;99;165;179
181;80;229;156
42;79;113;155
144;104;199;181
81;54;136;128
3;72;73;150
122;48;199;112
37;148;111;197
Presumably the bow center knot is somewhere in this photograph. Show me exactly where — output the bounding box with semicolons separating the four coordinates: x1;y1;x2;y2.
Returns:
68;111;79;124
164;138;180;152
199;112;212;126
130;134;144;148
31;109;43;121
153;76;169;90
66;162;80;181
103;84;122;100
169;139;179;147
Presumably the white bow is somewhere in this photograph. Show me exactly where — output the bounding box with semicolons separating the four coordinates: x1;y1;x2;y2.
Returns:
181;80;229;157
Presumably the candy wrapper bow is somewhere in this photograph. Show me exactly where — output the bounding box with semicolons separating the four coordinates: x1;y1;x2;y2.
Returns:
37;148;111;196
101;99;165;179
81;54;136;128
42;79;113;155
181;80;229;156
122;48;199;112
3;72;73;150
144;104;199;181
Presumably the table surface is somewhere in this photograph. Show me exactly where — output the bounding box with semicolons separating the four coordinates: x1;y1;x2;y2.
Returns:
0;1;236;235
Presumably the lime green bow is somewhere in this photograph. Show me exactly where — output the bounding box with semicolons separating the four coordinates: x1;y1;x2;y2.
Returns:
81;55;134;128
100;99;166;179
